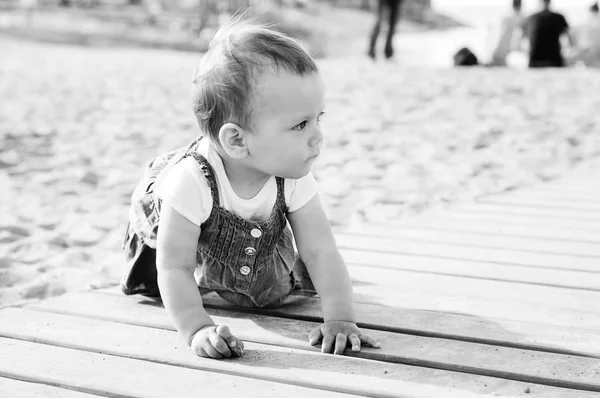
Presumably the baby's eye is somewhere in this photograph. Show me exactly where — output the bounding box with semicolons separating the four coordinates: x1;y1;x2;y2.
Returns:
292;121;307;131
317;112;325;123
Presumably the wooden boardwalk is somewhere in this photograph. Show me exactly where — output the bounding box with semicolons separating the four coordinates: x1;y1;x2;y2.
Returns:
1;160;600;397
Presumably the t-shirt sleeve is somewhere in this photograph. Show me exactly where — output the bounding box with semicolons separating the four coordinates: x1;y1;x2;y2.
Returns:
155;157;212;226
285;172;318;213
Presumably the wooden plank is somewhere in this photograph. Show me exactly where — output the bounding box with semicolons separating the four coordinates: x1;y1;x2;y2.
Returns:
336;234;600;276
502;189;600;202
338;226;600;256
408;211;600;231
344;264;600;313
355;218;600;243
480;196;600;212
492;189;600;204
340;248;600;290
0;377;98;398
15;296;600;394
336;233;599;273
1;308;582;398
0;337;354;398
348;281;600;330
456;203;600;221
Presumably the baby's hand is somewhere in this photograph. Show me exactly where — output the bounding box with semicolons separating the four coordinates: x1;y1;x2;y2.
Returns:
190;324;244;359
308;320;380;355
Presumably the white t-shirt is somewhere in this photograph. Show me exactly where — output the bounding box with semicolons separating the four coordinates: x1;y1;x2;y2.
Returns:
154;139;318;226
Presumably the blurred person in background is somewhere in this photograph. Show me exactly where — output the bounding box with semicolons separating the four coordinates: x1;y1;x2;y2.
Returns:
520;0;575;67
368;0;403;60
489;0;525;66
571;2;600;66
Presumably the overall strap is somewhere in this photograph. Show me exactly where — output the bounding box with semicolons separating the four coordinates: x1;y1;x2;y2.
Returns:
184;151;221;209
177;138;221;227
274;176;288;212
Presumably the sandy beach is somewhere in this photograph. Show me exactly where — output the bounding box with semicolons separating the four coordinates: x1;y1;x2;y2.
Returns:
1;12;600;308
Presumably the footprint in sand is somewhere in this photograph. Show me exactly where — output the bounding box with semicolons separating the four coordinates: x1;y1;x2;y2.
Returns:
0;225;29;243
66;224;108;248
0;258;10;269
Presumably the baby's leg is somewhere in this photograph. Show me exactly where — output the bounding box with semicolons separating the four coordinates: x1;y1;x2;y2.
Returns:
214;290;257;308
291;256;315;292
261;257;318;309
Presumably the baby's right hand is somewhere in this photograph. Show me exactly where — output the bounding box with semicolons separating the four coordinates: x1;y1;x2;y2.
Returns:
190;324;244;359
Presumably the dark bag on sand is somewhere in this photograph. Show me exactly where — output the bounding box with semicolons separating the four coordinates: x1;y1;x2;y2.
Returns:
453;47;479;66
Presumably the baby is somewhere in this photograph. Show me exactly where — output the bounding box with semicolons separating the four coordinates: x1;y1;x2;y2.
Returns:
121;16;380;359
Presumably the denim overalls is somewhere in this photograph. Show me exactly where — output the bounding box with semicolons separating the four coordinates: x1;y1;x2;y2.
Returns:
121;138;315;308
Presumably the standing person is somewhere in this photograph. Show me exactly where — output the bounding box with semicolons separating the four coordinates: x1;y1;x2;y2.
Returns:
368;0;403;60
521;0;574;68
121;16;381;359
571;2;600;67
489;0;525;66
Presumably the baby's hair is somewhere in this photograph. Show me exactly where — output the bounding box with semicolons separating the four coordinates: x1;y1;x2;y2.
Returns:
191;15;319;142
591;2;599;13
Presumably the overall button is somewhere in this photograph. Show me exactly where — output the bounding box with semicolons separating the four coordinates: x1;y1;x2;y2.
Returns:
250;228;262;238
245;247;256;256
240;265;251;276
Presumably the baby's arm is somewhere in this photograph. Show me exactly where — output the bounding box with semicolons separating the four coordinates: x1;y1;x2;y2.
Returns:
156;204;243;358
287;194;380;355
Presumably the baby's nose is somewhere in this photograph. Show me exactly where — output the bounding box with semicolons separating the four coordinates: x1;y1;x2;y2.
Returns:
309;129;323;147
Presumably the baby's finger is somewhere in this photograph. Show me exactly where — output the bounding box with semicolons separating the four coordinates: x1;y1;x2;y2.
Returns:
348;334;361;352
202;342;224;359
216;325;235;344
359;334;381;349
321;333;335;354
333;333;347;355
209;333;231;357
228;336;245;357
231;336;245;351
308;327;323;346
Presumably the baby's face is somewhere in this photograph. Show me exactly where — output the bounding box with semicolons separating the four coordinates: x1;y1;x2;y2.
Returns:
243;69;325;180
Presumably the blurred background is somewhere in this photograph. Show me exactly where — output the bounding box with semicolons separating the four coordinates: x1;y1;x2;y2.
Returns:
0;0;594;63
1;0;599;307
0;0;446;60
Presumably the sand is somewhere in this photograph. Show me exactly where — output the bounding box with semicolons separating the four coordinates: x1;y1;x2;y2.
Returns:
1;34;599;308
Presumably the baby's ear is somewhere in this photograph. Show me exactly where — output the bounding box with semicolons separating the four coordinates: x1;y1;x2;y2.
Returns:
218;123;248;159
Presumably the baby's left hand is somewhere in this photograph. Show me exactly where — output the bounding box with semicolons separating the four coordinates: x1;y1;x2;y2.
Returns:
308;320;381;355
